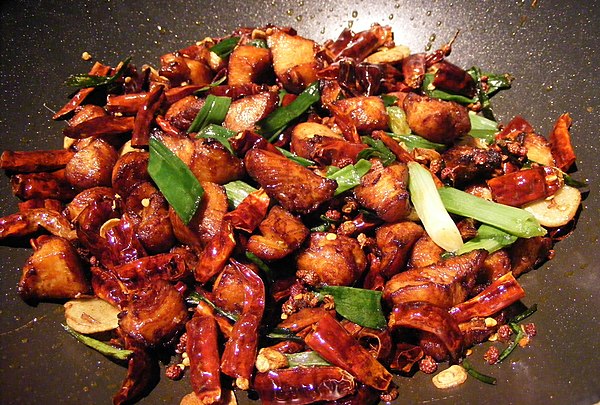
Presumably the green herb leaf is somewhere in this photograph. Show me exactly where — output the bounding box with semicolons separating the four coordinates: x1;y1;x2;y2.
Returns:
245;251;274;283
276;147;316;167
186;291;239;322
247;39;268;48
422;73;477;104
266;328;304;342
258;81;320;138
326;159;372;196
462;359;497;385
62;324;133;361
65;56;132;89
196;124;236;154
187;95;232;133
358;137;396;166
148;137;204;224
286;351;331;367
389;133;446;152
453;224;517;256
210;36;241;58
468;111;499;143
381;94;398;107
318;286;386;329
223;180;258;209
438;187;546;238
193;75;228;94
387;106;412;136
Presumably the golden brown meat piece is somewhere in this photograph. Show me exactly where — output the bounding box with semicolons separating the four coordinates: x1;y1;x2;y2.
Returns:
383;249;488;308
18;235;90;302
189;138;245;185
407;233;445;268
440;145;502;186
134;191;176;254
65;138;118;190
331;96;389;134
247;205;309;261
509;236;553;277
290;122;343;160
65;187;120;222
353;160;411;223
160;54;213;87
403;92;471;144
228;44;273;86
223;91;279;133
171;182;228;247
213;263;246;315
375;221;424;278
111;151;151;195
118;279;188;347
244;148;337;214
296;232;367;287
68;104;108;127
267;30;318;93
164;95;205;132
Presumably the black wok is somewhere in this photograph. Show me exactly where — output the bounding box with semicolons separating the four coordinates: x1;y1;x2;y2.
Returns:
0;0;598;404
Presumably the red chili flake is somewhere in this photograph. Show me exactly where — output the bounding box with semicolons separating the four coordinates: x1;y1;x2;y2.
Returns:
497;324;513;342
524;323;537;337
165;364;184;380
419;355;438;374
484;346;500;365
175;332;188;354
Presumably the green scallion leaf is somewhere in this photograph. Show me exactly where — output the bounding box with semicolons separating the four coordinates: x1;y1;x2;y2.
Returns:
318;286;386;329
510;304;538;324
381;94;398;107
245;251;274;283
387;106;412;136
210;36;240;58
187;95;232;133
389;133;446;152
193;75;228;94
462;359;497;385
266;328;303;342
196;124;236;154
148;137;204;224
65;56;132;89
186;291;239;322
497;328;525;363
437;187;546;238
357;137;396;166
247;39;268;48
326;159;372;196
408;162;464;252
276;147;316;167
453;224;517;256
422;73;477;104
468;111;499;144
62;324;133;361
223;180;258;209
286;351;331;368
258;81;320;138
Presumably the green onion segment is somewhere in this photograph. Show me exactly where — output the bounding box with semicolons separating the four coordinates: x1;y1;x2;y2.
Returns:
148;137;204;224
326;159;372;196
468;111;499;143
210;36;241;58
438;187;546;238
65;57;132;89
286;351;331;368
318;286;387;329
187;95;232;133
258;81;320;138
62;324;133;361
407;162;463;252
223;180;258;209
196;124;236;154
454;224;517;256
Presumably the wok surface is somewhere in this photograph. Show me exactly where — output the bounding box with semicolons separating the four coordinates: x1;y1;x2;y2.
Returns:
0;0;598;404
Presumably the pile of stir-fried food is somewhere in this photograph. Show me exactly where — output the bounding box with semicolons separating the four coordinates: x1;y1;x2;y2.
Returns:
0;23;584;404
